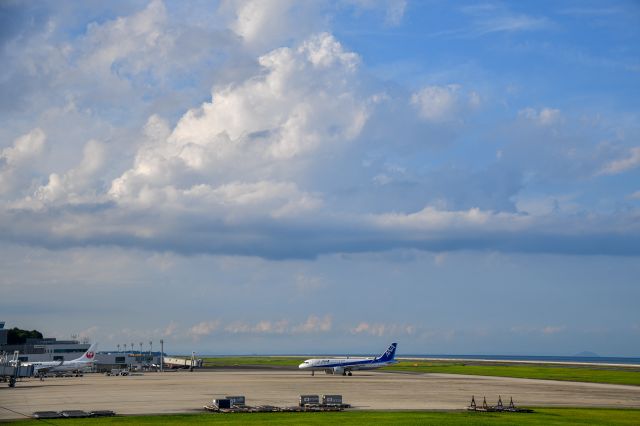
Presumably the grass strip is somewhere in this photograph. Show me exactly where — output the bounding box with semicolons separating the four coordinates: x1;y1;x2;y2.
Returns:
13;408;640;425
200;357;640;386
388;361;640;386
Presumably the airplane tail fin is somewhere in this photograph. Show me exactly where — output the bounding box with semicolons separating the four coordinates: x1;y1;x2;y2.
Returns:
75;343;98;362
376;343;397;362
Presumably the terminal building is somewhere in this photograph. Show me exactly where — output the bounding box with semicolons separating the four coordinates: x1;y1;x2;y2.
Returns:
1;321;184;372
0;321;90;363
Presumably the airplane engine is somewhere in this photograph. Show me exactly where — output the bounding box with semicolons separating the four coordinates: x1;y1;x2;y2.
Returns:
332;367;345;375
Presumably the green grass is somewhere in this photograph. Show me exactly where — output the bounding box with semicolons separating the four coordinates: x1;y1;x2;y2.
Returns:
12;409;640;425
388;361;640;386
201;357;640;387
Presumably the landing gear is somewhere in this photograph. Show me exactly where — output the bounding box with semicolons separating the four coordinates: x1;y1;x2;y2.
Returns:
342;370;346;376
311;371;314;376
348;372;352;376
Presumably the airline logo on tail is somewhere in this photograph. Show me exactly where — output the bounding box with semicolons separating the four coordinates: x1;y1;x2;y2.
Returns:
76;343;98;362
377;343;397;362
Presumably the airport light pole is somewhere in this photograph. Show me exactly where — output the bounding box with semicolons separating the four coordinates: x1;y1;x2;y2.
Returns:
160;339;164;372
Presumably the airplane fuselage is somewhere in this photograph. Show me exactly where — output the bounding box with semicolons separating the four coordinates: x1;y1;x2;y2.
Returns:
27;343;97;375
31;360;93;373
298;343;398;375
299;357;397;371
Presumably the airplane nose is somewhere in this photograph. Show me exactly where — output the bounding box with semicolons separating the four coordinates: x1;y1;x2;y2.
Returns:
298;363;306;369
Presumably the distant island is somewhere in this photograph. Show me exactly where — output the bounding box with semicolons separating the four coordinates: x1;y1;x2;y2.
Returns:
574;351;600;357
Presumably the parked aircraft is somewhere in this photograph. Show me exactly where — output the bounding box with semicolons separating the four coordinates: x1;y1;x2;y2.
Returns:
298;343;397;376
29;343;98;375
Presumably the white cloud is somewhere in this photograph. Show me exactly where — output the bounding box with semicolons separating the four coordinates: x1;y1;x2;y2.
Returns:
1;128;46;166
350;322;415;336
167;32;363;157
34;139;107;204
410;85;481;122
224;319;289;334
163;322;178;337
229;0;300;48
519;107;561;126
385;0;407;26
105;32;364;217
411;85;460;122
0;128;46;194
599;147;640;175
188;320;221;339
79;0;170;78
371;206;531;232
78;326;99;341
292;315;332;333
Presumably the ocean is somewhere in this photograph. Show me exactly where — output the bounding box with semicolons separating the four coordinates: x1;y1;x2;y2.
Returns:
402;354;640;365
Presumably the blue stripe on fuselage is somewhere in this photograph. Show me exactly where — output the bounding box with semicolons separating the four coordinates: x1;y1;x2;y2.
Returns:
311;359;378;369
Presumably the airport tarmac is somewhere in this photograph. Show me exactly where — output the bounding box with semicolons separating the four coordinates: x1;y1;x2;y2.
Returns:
1;370;640;420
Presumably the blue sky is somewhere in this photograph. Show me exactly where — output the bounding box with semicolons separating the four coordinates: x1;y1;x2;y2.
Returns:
0;1;639;356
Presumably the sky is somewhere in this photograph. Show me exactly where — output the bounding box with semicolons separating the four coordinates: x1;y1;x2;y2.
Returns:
1;0;639;356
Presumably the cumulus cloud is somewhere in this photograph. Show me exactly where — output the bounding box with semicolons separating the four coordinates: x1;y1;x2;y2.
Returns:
410;84;482;123
168;32;363;156
350;321;415;336
188;320;221;340
599;147;640;175
292;315;332;333
226;0;310;50
411;85;461;122
105;32;365;212
78;326;99;341
224;319;289;334
371;206;531;232
0;128;46;194
34;140;107;204
519;107;562;126
163;322;178;337
0;3;638;262
182;315;335;337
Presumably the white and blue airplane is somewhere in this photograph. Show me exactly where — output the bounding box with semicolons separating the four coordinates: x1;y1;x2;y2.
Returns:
298;343;397;376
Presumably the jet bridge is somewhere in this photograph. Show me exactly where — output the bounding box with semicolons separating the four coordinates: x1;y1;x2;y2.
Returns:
1;351;35;387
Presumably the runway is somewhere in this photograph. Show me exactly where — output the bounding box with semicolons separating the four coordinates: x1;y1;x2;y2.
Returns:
1;370;640;420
